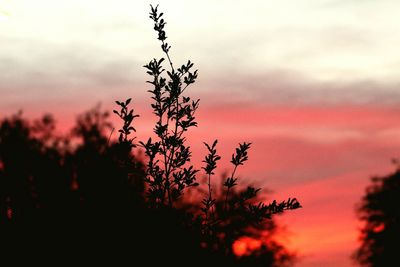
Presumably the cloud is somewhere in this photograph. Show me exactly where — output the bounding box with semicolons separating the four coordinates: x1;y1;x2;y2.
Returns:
1;0;400;115
197;71;400;106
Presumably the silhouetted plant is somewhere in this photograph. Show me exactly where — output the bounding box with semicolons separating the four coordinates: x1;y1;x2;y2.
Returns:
113;4;301;265
200;140;300;260
202;183;297;267
116;4;201;208
202;140;220;229
113;98;138;148
353;164;400;267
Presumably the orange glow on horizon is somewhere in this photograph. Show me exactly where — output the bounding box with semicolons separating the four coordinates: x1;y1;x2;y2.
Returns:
233;236;263;257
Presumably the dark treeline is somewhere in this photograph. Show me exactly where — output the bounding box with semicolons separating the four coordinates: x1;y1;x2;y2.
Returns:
354;165;400;267
0;107;295;266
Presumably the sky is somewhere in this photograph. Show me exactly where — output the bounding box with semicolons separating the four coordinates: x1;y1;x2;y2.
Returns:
1;0;400;266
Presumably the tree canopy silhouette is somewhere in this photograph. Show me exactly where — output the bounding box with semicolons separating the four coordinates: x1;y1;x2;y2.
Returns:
354;165;400;267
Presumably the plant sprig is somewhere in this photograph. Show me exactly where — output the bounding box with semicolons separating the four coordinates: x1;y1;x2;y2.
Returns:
139;4;200;208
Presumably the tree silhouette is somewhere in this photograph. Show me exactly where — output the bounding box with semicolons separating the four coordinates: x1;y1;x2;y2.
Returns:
0;112;70;223
354;165;400;267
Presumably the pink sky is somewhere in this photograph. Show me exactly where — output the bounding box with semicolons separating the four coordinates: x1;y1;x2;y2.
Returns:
191;104;400;267
4;101;398;267
1;1;400;266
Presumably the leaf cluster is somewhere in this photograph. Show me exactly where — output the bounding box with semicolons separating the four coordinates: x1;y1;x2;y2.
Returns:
113;99;139;147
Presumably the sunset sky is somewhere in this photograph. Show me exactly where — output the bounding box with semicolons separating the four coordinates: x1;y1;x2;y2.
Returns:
1;1;400;266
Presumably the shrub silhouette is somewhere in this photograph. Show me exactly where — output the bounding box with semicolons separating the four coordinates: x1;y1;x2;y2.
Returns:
117;4;300;214
113;4;301;266
354;164;400;267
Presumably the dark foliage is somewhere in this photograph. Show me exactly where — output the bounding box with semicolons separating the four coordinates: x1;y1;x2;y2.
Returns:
0;109;201;266
0;5;301;267
354;165;400;267
0;109;296;267
140;5;200;208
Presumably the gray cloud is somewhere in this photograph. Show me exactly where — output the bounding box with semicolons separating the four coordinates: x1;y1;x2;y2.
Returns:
198;70;400;106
